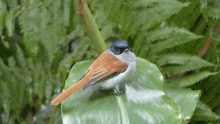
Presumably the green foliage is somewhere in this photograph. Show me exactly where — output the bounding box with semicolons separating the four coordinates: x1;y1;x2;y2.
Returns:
192;101;220;121
135;0;189;30
169;71;217;87
150;29;203;53
0;0;220;123
158;54;215;76
164;84;201;123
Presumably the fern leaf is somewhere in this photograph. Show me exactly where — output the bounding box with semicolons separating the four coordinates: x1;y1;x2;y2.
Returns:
161;54;215;76
6;12;15;37
0;59;12;82
57;40;90;75
192;100;220;121
0;0;7;36
133;34;146;55
133;0;187;9
157;54;213;66
101;24;114;41
156;54;186;66
167;1;201;30
151;28;203;53
203;7;220;19
169;71;217;87
8;57;16;68
136;1;189;30
15;44;28;73
1;81;11;121
146;27;179;42
208;94;220;111
19;9;41;57
193;16;207;35
202;77;220;104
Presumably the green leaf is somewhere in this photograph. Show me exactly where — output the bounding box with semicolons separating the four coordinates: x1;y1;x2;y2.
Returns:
100;24;114;41
192;101;220;121
203;7;220;19
8;57;16;67
201;76;220;104
61;57;182;124
161;54;215;76
167;1;201;30
1;81;11;122
0;59;12;82
150;28;203;53
133;0;187;7
156;53;186;66
57;40;91;77
0;0;7;36
15;44;28;73
133;34;146;55
146;27;179;43
136;1;189;30
169;71;217;87
6;12;15;37
165;84;201;123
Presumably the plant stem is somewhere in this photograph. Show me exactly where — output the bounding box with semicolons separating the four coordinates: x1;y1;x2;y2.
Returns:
77;0;107;53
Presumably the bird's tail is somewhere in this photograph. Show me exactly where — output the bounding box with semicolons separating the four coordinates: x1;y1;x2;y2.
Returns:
51;79;87;105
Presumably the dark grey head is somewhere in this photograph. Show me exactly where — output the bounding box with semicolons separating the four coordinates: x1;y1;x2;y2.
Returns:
110;39;132;55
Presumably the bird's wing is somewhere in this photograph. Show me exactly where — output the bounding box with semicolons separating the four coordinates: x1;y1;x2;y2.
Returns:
51;52;128;105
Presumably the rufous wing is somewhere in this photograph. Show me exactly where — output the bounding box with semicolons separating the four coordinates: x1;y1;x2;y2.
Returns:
51;52;128;105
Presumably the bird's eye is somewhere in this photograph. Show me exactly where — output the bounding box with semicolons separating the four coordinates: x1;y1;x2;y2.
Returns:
116;49;121;53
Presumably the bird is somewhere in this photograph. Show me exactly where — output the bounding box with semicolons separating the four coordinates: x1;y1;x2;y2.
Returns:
51;39;136;105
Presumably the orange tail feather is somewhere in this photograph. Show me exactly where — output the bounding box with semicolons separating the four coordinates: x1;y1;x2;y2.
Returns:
51;79;87;105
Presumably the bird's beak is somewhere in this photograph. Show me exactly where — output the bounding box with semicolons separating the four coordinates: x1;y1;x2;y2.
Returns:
124;48;129;52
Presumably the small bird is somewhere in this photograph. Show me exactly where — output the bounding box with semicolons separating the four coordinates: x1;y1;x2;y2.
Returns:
51;39;136;105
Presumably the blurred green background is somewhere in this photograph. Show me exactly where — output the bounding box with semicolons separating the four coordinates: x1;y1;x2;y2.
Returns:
0;0;220;123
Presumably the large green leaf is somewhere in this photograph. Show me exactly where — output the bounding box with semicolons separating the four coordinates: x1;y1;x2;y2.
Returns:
164;84;201;123
61;57;182;124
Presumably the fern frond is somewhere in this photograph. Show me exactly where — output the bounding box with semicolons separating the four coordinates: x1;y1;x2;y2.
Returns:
192;100;220;121
208;93;220;111
15;44;28;73
161;54;215;76
156;54;186;66
5;11;15;37
0;1;7;36
167;1;201;30
136;1;189;30
133;0;187;9
146;27;179;42
151;28;203;53
8;57;16;68
1;80;12;121
169;71;217;87
0;59;11;81
101;24;114;41
202;76;220;104
19;1;66;60
133;34;146;55
156;53;213;66
193;16;207;35
203;7;220;19
57;41;90;75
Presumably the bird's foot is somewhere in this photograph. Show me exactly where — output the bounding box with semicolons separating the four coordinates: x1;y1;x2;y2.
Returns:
111;86;125;95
